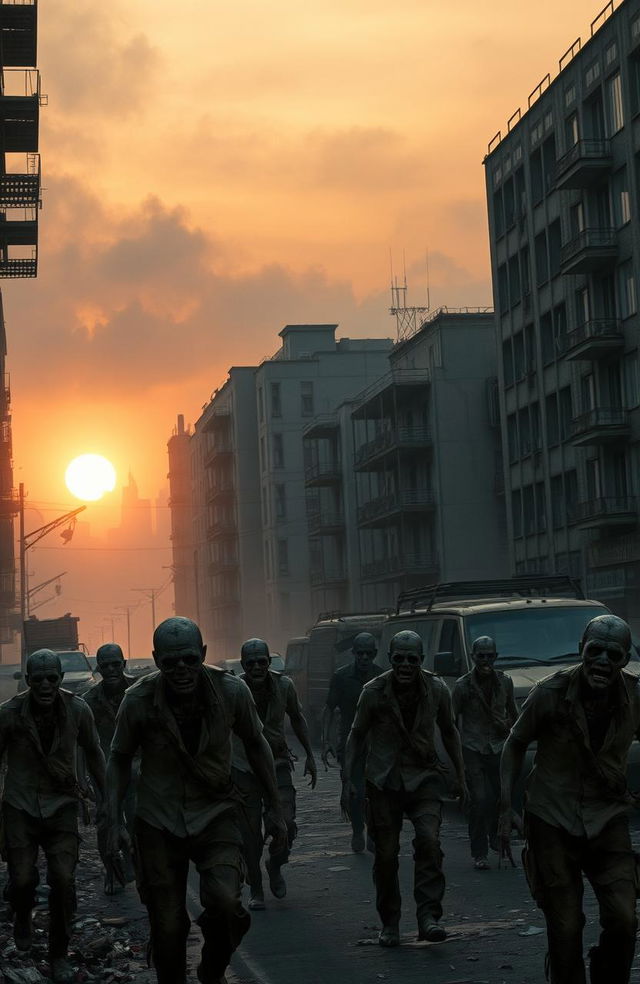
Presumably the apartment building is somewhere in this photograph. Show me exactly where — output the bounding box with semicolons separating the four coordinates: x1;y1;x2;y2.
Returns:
348;309;508;610
484;0;640;630
255;325;392;648
167;414;197;620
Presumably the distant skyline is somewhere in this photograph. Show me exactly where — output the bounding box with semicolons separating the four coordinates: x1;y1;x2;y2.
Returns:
1;0;615;639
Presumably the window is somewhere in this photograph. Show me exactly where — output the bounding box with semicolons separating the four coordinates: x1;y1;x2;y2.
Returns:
524;323;535;372
518;408;531;456
554;303;568;353
581;372;596;412
503;339;514;387
277;539;289;576
541;312;555;365
273;433;284;469
565;470;578;524
551;475;565;528
275;484;286;520
624;352;640;409
301;381;314;417
258;386;264;423
520;245;531;296
507;413;518;462
559;386;573;441
271;382;282;418
535;230;549;286
565;113;579;148
612;168;631;226
542;135;557;193
619;261;637;317
607;72;624;134
535;481;546;532
531;402;541;450
513;331;525;379
512;489;522;538
546;392;559;446
576;285;590;324
508;254;521;305
630;53;640;116
504;177;515;228
260;436;266;471
493;189;505;238
262;485;269;524
523;485;535;536
439;620;463;666
530;148;543;203
498;263;509;312
548;219;562;277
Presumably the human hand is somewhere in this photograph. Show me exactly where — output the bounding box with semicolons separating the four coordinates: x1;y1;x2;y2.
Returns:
497;806;516;868
457;779;470;811
340;779;357;821
321;744;337;770
264;806;288;855
304;755;318;789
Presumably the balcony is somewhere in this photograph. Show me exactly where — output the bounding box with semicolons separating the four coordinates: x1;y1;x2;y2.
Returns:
307;507;344;537
560;228;617;276
574;496;637;531
357;489;436;528
206;516;237;540
201;405;231;433
1;70;41;152
554;140;612;190
204;443;232;468
361;553;439;582
304;461;341;487
310;567;348;587
208;557;238;575
354;425;432;471
0;157;40;208
570;408;630;447
352;368;431;420
303;413;339;440
0;2;37;67
207;481;234;504
560;318;624;361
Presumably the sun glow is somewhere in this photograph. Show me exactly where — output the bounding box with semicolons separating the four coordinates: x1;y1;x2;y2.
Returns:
65;454;117;502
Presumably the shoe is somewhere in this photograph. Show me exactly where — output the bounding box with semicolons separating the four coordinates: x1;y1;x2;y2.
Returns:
474;857;490;870
265;859;286;899
378;925;400;947
197;963;226;984
248;890;265;911
418;921;447;942
13;910;32;951
50;957;76;983
351;830;365;853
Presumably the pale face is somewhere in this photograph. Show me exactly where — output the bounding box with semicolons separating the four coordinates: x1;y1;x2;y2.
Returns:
154;643;205;695
354;645;376;674
98;654;126;691
389;643;423;686
242;653;270;685
581;630;629;692
28;669;63;707
472;644;498;678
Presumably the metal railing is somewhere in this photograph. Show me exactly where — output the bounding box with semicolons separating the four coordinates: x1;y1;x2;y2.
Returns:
352;368;431;416
561;318;623;353
310;568;348;586
357;489;436;524
304;461;341;483
307;508;344;534
361;553;439;580
575;496;637;523
355;425;431;468
560;227;617;266
554;139;611;181
571;407;628;436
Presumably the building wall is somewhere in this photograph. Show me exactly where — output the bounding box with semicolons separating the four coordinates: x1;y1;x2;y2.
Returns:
484;0;640;633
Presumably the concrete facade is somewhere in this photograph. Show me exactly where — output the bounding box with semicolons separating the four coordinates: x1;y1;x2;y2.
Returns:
349;310;508;611
484;0;640;632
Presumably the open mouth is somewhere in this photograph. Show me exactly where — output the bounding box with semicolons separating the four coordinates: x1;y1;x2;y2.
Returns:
590;669;611;685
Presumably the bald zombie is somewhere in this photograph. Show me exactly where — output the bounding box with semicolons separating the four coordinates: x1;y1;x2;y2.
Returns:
0;648;106;982
107;617;287;984
321;631;382;853
452;635;518;870
342;630;468;947
499;613;640;984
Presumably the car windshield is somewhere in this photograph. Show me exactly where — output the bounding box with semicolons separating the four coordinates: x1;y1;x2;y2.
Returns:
58;651;91;673
463;605;638;667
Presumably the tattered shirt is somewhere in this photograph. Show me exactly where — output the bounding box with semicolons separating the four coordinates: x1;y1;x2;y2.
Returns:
350;669;454;794
0;689;102;819
233;670;299;771
111;665;263;837
509;664;640;838
452;668;518;755
82;675;138;758
326;661;383;749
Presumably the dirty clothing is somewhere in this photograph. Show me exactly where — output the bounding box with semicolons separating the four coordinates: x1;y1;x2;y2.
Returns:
453;668;516;858
0;689;102;817
134;813;249;984
232;671;301;884
524;813;637;984
452;668;517;755
3;802;79;958
232;762;296;889
351;670;455;927
326;661;383;753
351;668;453;794
366;783;444;926
509;665;640;838
111;666;263;837
112;666;262;980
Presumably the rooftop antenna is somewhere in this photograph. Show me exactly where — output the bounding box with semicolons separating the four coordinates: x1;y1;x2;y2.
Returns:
389;248;430;342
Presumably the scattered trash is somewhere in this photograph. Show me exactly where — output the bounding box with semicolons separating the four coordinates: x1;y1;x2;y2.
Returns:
328;865;351;872
518;925;545;936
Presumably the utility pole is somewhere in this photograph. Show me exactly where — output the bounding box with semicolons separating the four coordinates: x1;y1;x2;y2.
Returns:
132;587;159;635
115;605;133;659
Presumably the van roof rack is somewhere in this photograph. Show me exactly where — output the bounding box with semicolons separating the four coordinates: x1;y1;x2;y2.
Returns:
316;608;393;623
395;575;585;614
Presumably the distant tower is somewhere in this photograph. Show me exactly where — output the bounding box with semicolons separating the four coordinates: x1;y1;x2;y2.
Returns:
389;252;431;342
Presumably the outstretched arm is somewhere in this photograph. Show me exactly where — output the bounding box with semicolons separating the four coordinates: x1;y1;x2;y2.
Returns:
286;680;317;787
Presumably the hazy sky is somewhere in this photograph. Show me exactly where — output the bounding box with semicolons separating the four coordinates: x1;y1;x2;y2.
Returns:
3;0;607;650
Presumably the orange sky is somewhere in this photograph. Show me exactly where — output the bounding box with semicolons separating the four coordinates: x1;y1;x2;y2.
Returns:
1;0;611;655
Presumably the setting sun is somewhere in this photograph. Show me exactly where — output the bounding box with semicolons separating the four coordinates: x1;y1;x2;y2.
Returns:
65;454;117;502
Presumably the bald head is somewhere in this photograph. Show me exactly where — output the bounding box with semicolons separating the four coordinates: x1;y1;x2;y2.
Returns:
580;613;631;693
153;616;203;654
580;614;631;653
96;643;124;665
26;649;62;677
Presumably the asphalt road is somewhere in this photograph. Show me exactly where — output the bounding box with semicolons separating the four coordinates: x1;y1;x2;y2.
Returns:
181;763;640;984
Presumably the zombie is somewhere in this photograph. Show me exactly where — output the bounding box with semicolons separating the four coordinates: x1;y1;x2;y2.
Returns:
106;617;286;984
342;630;468;947
499;614;640;984
452;635;517;869
232;637;317;910
321;631;382;852
0;648;106;983
81;642;138;892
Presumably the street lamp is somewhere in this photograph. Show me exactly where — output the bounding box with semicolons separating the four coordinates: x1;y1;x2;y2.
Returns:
19;482;86;672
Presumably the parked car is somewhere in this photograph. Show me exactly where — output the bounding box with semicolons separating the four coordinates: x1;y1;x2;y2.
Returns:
375;575;640;798
17;650;96;695
220;653;285;676
284;636;309;708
